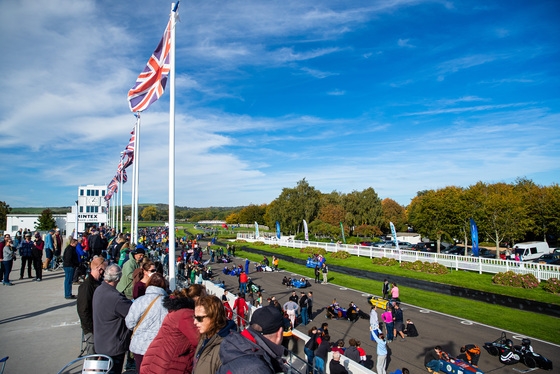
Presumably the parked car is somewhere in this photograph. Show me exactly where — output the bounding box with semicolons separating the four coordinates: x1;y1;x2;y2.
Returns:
532;253;560;264
441;245;465;255
359;241;373;246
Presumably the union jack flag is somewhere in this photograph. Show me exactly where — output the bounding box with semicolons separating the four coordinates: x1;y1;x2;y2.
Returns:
127;16;173;112
116;169;128;183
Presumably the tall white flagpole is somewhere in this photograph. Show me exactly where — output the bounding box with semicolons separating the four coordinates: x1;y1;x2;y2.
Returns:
168;2;178;290
131;116;138;243
120;152;124;234
134;116;141;245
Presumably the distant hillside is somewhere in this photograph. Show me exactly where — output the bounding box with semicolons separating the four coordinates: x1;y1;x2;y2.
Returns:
11;207;71;214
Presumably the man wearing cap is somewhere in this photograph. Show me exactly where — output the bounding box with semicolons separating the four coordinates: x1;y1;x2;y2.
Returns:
116;247;145;299
77;256;108;355
216;305;288;373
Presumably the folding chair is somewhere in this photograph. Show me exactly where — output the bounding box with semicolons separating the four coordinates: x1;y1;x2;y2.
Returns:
57;354;113;374
0;357;8;374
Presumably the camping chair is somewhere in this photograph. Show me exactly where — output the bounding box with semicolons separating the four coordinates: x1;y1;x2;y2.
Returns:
57;354;113;374
0;357;8;374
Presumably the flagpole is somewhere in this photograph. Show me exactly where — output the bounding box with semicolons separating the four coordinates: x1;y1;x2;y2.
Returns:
120;152;124;234
168;2;178;291
131;116;138;243
134;115;141;244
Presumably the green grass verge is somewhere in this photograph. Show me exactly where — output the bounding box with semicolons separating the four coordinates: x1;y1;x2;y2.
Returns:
236;249;560;344
238;244;560;305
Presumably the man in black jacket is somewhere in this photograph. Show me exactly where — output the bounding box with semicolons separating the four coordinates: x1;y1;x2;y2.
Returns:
77;256;107;355
329;351;348;374
87;229;104;258
63;239;79;299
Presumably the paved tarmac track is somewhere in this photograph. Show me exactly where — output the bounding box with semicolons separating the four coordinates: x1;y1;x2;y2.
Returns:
1;252;558;374
211;254;560;374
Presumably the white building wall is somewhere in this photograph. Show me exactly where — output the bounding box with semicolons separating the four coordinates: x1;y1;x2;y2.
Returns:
6;214;68;235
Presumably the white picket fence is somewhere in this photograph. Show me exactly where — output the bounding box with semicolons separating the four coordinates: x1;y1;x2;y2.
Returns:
236;233;560;281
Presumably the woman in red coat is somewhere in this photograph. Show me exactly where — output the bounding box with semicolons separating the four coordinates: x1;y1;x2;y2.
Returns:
141;285;206;374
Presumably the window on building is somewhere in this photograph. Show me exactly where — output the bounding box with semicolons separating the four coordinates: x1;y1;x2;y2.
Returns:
87;189;91;196
95;190;99;196
101;206;106;213
79;206;83;213
80;189;84;196
102;190;105;196
94;206;98;213
86;206;90;213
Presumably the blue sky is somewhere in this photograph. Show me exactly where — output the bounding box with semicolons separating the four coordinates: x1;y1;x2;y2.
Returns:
1;0;559;208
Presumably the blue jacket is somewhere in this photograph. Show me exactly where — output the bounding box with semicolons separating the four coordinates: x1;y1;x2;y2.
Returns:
18;239;34;257
44;233;54;250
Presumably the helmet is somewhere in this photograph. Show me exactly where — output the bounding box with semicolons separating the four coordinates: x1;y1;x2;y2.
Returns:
522;339;531;347
504;339;514;348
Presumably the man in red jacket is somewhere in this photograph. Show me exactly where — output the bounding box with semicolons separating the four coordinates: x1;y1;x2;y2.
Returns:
239;271;248;294
233;293;249;330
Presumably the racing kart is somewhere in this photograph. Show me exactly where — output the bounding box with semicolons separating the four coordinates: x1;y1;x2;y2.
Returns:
306;256;326;268
483;332;552;370
438;354;484;374
368;296;389;310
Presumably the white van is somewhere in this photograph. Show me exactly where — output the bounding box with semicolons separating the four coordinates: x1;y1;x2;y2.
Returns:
513;241;550;261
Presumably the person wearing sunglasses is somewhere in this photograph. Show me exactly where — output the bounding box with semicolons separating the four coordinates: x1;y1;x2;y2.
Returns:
141;284;206;374
133;260;156;299
192;295;237;374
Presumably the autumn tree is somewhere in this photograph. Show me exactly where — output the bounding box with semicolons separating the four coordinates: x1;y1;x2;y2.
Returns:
238;204;267;225
381;198;406;232
317;203;346;226
35;209;56;231
354;224;382;237
141;206;158;221
225;212;240;224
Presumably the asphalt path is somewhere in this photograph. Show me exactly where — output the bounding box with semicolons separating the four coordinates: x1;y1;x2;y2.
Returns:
210;254;559;374
0;249;558;374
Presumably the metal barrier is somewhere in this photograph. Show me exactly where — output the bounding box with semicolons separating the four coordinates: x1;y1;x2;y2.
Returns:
202;280;377;374
236;234;560;281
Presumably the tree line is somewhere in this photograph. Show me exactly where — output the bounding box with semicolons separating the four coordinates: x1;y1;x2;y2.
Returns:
225;178;560;254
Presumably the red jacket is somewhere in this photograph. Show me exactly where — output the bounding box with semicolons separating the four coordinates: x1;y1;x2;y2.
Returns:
141;297;199;374
240;273;248;283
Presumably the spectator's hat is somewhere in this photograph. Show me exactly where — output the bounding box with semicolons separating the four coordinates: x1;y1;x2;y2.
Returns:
49;229;55;233
25;233;32;237
250;305;284;334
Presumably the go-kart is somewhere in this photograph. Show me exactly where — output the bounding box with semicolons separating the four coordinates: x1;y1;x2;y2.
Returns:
483;332;552;370
222;266;242;276
438;354;484;374
368;296;389;310
306;255;326;268
291;279;311;288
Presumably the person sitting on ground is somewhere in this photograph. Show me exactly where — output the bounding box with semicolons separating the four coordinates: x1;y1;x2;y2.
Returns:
424;346;443;373
332;339;345;354
329;351;349;374
404;318;418;337
344;338;360;363
347;302;360;322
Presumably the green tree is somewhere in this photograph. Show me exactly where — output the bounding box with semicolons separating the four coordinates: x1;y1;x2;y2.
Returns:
0;201;11;231
141;206;158;221
470;182;530;257
342;188;383;232
35;209;56;231
267;178;321;234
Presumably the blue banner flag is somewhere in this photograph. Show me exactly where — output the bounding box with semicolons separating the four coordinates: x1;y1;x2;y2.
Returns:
470;218;479;257
276;221;281;239
255;222;259;238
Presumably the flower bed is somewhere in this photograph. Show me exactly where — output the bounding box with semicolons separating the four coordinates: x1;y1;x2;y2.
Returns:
330;251;351;259
253;241;265;246
269;244;280;249
492;271;539;289
400;260;449;274
372;257;399;266
235;239;247;243
300;246;327;256
542;278;560;294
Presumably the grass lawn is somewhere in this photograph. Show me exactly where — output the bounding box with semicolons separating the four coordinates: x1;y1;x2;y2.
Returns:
238;243;560;305
236;248;560;344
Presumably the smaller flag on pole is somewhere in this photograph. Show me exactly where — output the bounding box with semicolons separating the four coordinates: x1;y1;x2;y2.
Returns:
276;221;281;239
470;219;479;257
